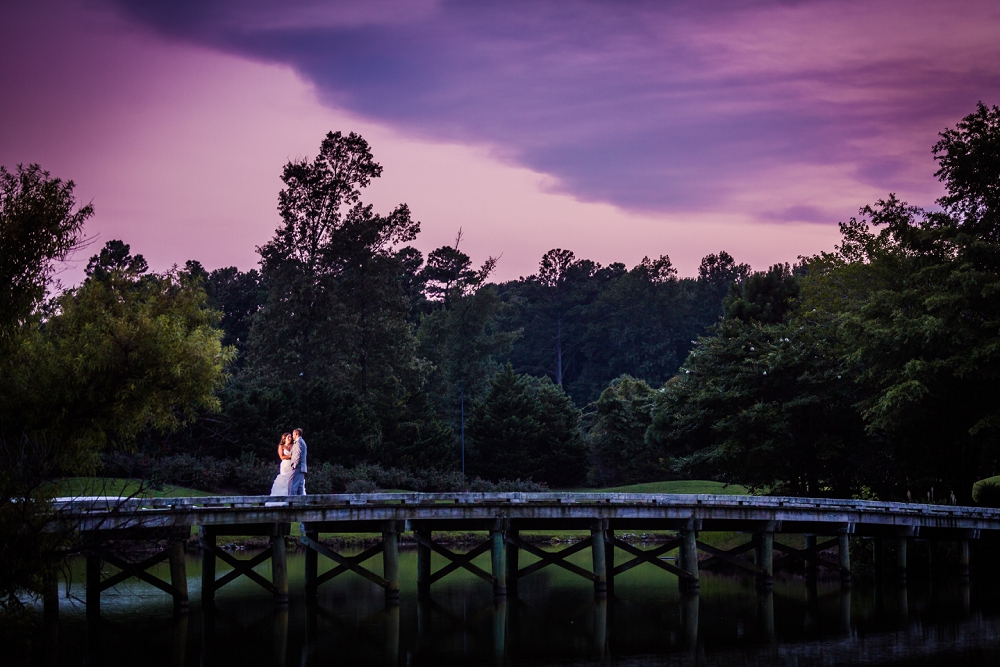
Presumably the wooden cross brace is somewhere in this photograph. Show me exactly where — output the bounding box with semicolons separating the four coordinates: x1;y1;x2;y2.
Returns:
300;535;390;589
772;539;847;574
609;536;695;580
507;533;597;582
699;541;755;570
203;543;276;594
415;532;497;587
695;541;765;575
95;549;181;597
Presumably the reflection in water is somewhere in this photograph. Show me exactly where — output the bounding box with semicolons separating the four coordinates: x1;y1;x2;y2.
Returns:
36;548;1000;666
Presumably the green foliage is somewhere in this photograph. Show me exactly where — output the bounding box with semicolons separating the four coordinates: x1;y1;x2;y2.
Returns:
723;262;800;324
587;376;665;486
972;478;1000;507
648;311;877;496
468;365;588;486
0;164;92;342
497;249;749;404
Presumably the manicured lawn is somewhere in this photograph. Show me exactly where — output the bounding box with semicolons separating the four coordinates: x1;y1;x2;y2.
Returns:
592;480;749;495
46;477;211;499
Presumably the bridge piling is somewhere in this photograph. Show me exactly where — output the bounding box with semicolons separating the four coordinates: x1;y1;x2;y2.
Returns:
200;526;215;606
271;525;289;605
804;535;817;579
606;529;615;597
506;528;520;596
591;520;608;596
416;528;432;598
490;525;507;596
681;529;700;591
896;537;908;581
304;529;318;603
383;523;400;603
959;539;971;578
168;535;189;610
838;532;851;587
754;531;773;589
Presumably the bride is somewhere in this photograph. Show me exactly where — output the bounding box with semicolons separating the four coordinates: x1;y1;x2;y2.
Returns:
269;432;294;496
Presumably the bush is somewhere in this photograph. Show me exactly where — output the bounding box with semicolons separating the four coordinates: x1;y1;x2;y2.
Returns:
98;451;546;494
973;479;1000;507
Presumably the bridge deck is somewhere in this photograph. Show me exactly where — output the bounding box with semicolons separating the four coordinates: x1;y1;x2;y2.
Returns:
55;492;1000;537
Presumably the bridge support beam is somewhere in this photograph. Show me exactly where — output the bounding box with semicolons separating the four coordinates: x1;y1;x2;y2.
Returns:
304;530;318;603
383;523;400;604
839;532;851;587
896;537;908;581
416;528;431;598
271;527;289;605
592;521;608;596
506;529;519;596
490;527;507;596
606;529;615;597
959;539;971;578
680;529;699;591
200;527;216;606
168;536;189;610
754;532;773;589
804;535;817;579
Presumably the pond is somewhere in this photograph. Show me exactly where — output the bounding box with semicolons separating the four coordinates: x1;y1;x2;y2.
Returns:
34;542;1000;666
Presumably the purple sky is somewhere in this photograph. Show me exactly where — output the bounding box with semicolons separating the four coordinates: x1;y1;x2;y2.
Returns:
3;0;999;281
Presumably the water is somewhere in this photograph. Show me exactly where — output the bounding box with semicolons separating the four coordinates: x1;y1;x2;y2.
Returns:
33;543;1000;666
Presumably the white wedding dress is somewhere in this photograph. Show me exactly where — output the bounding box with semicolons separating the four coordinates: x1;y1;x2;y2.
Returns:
270;457;294;496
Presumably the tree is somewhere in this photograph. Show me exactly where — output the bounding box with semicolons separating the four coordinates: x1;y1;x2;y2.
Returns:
467;365;587;486
587;376;664;486
248;131;420;393
647;312;876;496
0;226;231;612
723;263;800;324
0;164;92;341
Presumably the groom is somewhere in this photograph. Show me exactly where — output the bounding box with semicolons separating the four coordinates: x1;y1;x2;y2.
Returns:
289;428;308;495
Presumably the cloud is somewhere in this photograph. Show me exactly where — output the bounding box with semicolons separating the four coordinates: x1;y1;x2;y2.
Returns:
107;0;1000;217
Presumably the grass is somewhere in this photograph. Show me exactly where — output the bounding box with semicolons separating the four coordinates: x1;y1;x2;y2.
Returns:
45;477;211;499
588;480;749;495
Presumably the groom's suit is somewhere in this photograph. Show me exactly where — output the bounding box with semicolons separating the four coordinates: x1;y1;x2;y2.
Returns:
289;436;308;495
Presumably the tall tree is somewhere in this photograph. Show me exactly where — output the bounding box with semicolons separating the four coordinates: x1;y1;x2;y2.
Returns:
248;130;420;393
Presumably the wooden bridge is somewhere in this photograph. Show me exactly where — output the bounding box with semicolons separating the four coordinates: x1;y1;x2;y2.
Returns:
53;492;999;618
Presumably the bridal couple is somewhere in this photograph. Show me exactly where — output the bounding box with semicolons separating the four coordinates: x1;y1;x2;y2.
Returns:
269;428;308;496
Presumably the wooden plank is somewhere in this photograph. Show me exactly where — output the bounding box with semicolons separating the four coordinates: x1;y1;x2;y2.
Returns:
300;535;389;589
700;541;756;569
610;537;694;580
510;535;598;582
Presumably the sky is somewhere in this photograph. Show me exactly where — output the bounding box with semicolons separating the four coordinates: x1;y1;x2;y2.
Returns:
2;0;999;281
